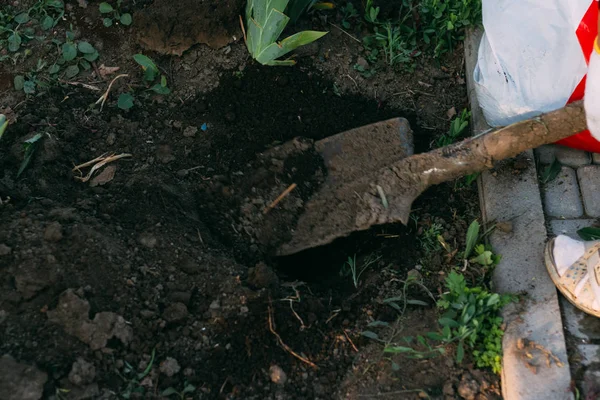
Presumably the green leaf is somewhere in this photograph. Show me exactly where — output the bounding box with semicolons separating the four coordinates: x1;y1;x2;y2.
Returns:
23;81;36;94
41;15;54;30
406;299;429;307
120;13;132;26
256;30;328;65
133;54;158;72
64;65;80;78
361;330;379;340
83;51;99;62
118;93;134;110
426;332;444;341
367;320;389;328
77;41;96;54
62;42;77;61
15;13;30;24
99;2;114;13
465;220;480;258
439;317;459;328
183;384;196;394
0;114;8;140
48;64;61;74
577;227;600;241
137;349;155;380
66;30;75;41
541;158;561;184
14;75;25;91
150;84;170;95
18;133;43;177
384;346;415;353
456;341;464;363
160;75;167;87
79;59;91;70
103;18;113;27
161;388;178;396
8;33;22;52
472;250;493;266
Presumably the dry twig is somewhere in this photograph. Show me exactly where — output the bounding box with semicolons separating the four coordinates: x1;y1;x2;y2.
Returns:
263;183;297;214
95;74;129;111
343;330;359;353
72;152;132;182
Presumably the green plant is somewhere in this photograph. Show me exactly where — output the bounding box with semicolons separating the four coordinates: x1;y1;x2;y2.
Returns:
435;271;515;372
364;0;380;24
419;0;482;57
577;226;600;241
0;0;64;53
540;158;561;184
340;253;382;288
418;222;444;254
437;109;471;148
133;54;170;94
340;2;358;29
118;93;134;110
0;114;7;140
162;382;196;399
117;348;156;399
99;1;132;27
245;0;328;66
18;133;43;177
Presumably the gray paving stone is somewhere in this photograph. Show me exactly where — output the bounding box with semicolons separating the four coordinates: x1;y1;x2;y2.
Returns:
535;145;556;165
593;153;600;165
577;344;600;366
550;219;595;238
543;167;584;218
560;296;600;341
582;368;600;399
578;165;600;217
555;146;591;167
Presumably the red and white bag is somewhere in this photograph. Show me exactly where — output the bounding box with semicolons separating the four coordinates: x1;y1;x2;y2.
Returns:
474;0;600;152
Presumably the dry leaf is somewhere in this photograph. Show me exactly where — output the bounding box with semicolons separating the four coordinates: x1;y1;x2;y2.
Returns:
90;165;116;187
446;107;457;119
98;64;121;78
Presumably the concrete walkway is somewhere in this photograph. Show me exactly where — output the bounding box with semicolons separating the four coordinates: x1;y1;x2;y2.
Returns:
535;144;600;397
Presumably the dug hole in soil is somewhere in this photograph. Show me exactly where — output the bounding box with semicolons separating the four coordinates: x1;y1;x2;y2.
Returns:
0;0;501;399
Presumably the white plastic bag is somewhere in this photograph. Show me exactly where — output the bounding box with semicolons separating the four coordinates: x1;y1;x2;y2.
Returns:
474;0;593;127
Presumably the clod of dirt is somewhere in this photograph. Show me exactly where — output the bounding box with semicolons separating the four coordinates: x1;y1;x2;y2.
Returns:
14;259;58;299
134;0;244;55
162;302;188;323
457;373;480;400
0;354;48;400
43;221;63;242
247;262;279;289
183;126;197;138
443;381;456;396
156;144;175;164
68;357;96;387
46;289;133;350
159;357;181;377
0;244;11;255
269;365;287;385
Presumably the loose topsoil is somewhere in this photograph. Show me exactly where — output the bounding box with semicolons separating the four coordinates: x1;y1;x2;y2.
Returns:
0;1;501;399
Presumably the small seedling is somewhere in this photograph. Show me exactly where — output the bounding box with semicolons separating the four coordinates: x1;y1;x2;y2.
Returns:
340;2;358;29
117;348;156;399
418;222;444;255
340;253;381;288
540;158;561;184
17;133;43;177
118;93;134;110
162;382;196;399
0;114;7;140
99;1;132;27
437;109;471;148
133;54;170;94
245;0;328;66
364;0;380;24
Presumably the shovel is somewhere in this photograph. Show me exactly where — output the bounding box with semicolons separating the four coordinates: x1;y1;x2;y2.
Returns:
268;101;586;256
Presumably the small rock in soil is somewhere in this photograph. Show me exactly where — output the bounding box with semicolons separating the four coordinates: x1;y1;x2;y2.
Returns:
163;302;188;323
269;365;287;385
183;126;198;137
0;354;48;400
457;373;480;400
14;259;58;299
159;357;181;377
178;258;201;275
443;381;455;396
44;221;63;242
68;357;96;386
0;244;11;255
157;144;176;164
138;232;158;249
247;262;279;289
47;289;133;350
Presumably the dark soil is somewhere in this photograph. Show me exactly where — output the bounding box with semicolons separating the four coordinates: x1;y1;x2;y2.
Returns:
0;1;500;399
